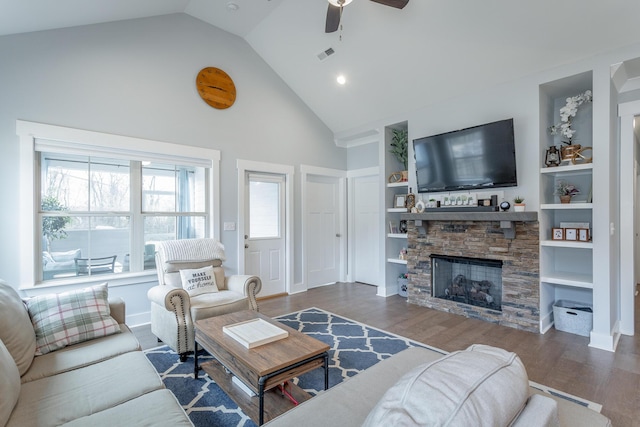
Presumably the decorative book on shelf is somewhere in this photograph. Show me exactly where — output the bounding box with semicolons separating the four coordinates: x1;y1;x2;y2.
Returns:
223;318;289;349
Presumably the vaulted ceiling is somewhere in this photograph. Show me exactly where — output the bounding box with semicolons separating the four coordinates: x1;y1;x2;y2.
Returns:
3;0;640;135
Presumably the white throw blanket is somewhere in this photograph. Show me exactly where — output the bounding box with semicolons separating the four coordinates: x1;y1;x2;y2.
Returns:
158;239;226;262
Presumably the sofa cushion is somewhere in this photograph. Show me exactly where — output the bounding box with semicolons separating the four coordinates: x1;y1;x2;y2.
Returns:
190;290;249;321
179;265;218;296
6;351;164;427
363;344;529;427
26;283;120;355
0;340;20;427
60;389;193;427
21;324;140;383
0;279;36;375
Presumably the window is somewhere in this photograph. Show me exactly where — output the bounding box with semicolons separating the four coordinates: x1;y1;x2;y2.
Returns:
18;121;220;286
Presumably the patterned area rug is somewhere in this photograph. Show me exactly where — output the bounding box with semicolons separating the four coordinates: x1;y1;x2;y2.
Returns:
145;307;601;427
145;307;435;426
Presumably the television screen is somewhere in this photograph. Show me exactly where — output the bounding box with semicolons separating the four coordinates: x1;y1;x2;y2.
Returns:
413;118;517;194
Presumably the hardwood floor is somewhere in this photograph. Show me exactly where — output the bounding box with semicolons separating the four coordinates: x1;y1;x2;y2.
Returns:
135;282;640;426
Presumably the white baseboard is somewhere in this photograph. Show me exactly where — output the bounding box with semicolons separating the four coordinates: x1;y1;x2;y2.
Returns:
126;311;151;328
376;284;397;298
539;311;554;334
589;323;620;352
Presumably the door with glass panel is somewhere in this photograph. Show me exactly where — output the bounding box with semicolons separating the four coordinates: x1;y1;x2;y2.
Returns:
244;172;286;297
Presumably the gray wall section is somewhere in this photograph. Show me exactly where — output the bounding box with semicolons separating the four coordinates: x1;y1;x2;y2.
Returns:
347;142;379;170
0;13;346;288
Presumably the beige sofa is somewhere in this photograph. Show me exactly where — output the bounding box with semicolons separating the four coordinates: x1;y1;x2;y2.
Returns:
265;344;612;427
0;279;193;427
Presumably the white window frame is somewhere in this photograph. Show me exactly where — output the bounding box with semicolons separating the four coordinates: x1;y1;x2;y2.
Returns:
17;120;220;289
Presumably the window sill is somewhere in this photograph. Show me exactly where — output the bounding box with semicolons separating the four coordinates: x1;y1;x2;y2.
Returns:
20;270;158;293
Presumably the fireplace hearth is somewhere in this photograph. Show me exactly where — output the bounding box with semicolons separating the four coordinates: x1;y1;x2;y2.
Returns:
431;255;502;311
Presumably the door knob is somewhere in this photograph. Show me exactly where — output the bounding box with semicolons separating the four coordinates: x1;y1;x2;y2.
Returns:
336;234;341;237
245;244;249;249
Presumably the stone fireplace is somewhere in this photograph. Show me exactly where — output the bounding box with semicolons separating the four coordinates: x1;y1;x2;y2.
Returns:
404;212;539;333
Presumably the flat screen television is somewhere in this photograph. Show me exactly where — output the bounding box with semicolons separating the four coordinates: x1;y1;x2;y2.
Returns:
413;118;517;194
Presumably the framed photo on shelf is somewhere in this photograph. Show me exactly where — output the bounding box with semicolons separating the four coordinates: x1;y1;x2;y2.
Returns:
394;194;406;208
578;228;590;242
388;221;399;234
565;228;577;241
552;228;564;240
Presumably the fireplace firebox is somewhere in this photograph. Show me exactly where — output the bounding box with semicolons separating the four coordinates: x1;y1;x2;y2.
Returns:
431;254;503;311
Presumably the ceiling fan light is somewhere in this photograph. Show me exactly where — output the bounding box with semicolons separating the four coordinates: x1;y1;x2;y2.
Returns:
328;0;353;7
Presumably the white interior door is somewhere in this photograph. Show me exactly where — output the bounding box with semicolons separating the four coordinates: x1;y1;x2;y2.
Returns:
244;172;286;297
353;174;380;285
306;175;341;288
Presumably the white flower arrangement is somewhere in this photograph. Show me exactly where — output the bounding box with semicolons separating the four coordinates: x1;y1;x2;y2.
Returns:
549;90;592;144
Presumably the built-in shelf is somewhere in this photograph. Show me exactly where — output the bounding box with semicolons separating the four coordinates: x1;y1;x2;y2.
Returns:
540;203;593;210
387;258;407;265
388;208;408;213
538;72;594;338
540;163;593;175
540;240;593;249
387;233;408;239
387;181;409;188
540;272;593;289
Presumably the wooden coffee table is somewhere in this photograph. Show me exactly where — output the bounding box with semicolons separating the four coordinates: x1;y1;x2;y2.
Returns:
194;310;330;425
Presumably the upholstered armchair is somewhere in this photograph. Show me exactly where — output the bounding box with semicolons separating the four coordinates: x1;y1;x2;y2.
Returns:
147;238;261;361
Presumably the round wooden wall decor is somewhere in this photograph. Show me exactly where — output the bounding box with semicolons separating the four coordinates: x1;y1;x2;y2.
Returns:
196;67;236;109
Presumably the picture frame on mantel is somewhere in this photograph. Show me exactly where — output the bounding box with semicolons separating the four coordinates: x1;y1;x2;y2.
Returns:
394;194;406;208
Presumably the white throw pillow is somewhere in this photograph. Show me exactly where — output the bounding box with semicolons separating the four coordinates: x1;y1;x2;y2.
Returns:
179;266;218;296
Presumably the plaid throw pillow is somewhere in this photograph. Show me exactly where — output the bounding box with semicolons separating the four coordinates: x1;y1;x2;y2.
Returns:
26;283;120;355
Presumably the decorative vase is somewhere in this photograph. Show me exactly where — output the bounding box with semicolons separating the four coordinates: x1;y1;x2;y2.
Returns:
514;204;525;212
560;195;572;204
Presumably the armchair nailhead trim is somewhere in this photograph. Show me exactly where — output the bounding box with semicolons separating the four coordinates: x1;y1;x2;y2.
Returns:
169;293;189;355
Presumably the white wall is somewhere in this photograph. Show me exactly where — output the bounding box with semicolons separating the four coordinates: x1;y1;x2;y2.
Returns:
0;13;346;322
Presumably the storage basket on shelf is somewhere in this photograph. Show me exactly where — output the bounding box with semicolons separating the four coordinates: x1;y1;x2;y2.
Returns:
553;300;593;337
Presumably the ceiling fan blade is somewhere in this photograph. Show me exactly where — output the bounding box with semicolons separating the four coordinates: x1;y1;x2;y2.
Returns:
325;4;341;33
369;0;409;9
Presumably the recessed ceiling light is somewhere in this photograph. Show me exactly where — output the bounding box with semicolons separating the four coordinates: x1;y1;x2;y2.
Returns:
226;2;239;11
337;75;347;85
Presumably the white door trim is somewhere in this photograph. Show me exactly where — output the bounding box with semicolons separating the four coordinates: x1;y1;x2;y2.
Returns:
300;165;347;293
237;159;294;294
618;100;640;336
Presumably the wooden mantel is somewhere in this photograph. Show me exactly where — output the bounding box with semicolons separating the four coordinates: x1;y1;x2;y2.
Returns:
402;210;538;239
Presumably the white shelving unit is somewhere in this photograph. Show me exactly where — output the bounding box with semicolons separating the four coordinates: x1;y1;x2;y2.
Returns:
386;183;409;266
383;123;409;295
539;72;594;335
